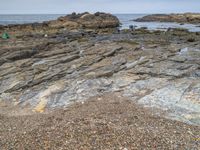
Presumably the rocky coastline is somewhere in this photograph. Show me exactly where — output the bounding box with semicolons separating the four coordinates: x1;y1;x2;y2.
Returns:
0;12;120;36
0;12;200;149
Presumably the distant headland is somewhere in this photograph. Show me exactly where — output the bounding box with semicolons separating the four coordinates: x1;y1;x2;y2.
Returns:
134;13;200;24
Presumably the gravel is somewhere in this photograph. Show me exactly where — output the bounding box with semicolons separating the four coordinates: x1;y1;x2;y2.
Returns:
0;93;199;149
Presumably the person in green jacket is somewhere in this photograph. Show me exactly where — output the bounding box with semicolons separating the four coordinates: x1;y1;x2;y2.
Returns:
2;32;10;39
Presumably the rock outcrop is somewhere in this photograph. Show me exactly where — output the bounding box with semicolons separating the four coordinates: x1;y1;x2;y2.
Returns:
49;12;120;29
0;19;200;125
135;13;200;24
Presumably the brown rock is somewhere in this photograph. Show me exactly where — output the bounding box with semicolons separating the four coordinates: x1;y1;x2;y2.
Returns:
135;13;200;24
52;12;120;29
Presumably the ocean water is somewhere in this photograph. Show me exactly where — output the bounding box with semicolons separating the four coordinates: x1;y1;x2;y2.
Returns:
0;14;200;32
0;14;63;25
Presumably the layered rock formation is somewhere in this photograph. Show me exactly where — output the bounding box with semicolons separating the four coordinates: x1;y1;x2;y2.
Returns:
135;13;200;24
0;14;200;126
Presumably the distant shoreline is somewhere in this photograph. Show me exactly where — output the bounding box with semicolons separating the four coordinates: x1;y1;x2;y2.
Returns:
135;13;200;25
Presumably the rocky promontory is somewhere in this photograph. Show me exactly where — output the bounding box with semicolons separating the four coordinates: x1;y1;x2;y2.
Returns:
135;13;200;24
0;12;120;36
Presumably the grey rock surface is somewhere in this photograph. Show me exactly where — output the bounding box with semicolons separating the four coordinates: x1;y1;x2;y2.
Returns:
0;26;200;125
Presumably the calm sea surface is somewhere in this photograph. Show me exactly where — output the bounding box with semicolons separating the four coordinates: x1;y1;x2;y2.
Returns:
0;14;200;32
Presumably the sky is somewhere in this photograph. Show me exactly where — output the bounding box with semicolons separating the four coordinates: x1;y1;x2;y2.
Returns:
0;0;200;14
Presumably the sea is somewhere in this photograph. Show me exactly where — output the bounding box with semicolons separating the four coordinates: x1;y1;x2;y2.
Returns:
0;14;200;32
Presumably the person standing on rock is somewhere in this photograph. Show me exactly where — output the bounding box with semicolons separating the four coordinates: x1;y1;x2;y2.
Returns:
129;25;134;31
117;27;121;34
129;25;137;34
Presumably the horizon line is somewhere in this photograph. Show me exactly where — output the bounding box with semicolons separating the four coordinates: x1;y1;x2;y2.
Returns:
0;12;199;15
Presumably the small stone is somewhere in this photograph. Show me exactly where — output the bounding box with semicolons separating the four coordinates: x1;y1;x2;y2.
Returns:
97;98;102;101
